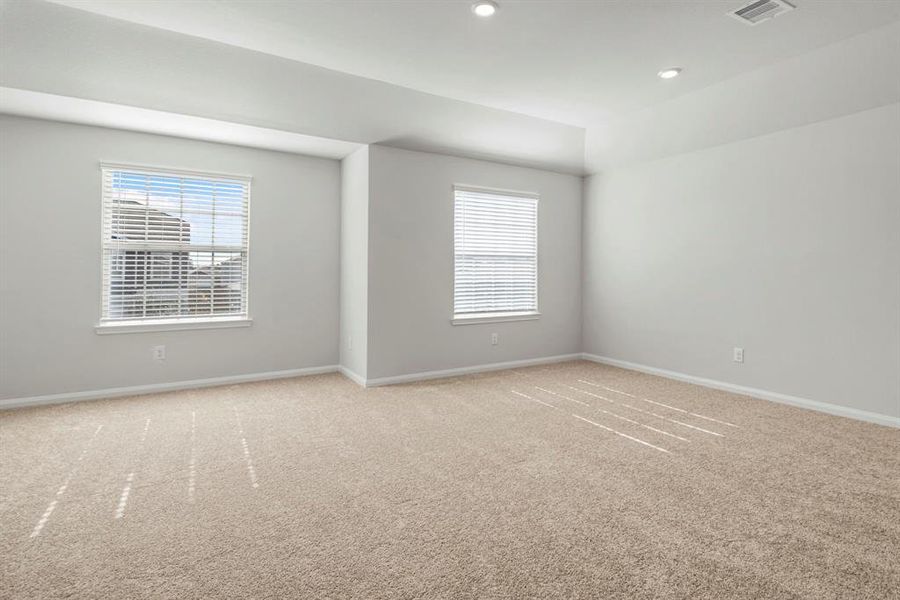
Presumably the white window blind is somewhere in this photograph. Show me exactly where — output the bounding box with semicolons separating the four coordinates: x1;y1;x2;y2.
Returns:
454;186;538;318
100;164;250;324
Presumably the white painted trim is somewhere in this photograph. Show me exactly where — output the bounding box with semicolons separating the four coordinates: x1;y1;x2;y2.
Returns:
95;317;253;335
581;353;900;429
0;365;339;411
339;366;367;387
99;161;252;183
363;353;582;387
451;311;541;326
453;183;540;200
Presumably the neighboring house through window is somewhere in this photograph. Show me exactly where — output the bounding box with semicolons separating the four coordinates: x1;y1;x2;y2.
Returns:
453;185;539;323
99;164;250;327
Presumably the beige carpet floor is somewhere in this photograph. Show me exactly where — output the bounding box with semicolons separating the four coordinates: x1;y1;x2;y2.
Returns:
1;360;898;599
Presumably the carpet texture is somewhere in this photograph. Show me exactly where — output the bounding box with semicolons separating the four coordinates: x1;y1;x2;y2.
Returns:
1;360;898;599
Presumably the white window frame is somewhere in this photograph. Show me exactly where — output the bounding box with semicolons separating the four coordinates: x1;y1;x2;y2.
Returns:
95;162;252;334
451;184;540;325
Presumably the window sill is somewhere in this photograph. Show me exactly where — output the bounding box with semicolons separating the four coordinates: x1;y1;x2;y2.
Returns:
95;317;253;335
451;311;541;326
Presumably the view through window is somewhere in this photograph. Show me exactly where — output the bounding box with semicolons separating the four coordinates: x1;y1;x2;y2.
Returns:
453;186;538;319
99;164;250;324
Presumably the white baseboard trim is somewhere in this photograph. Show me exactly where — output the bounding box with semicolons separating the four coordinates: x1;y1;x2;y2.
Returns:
582;353;900;429
363;353;583;387
0;365;340;411
338;366;367;387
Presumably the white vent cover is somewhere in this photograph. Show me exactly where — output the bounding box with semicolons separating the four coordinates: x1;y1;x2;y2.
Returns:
729;0;795;25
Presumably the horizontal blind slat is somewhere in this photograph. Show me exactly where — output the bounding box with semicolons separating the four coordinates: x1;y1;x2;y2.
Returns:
101;166;250;322
453;188;537;317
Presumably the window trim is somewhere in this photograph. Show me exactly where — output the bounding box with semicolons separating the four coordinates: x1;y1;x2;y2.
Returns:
451;184;540;324
451;311;541;326
95;162;252;333
95;316;253;335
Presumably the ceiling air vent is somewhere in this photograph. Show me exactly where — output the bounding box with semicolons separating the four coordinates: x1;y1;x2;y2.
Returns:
729;0;795;25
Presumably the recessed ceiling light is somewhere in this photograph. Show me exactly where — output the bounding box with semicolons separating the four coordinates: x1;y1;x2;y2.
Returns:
472;1;498;17
657;67;682;80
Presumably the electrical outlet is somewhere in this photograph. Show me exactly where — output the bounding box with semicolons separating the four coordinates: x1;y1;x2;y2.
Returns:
348;336;353;350
733;347;744;363
491;333;499;346
152;345;166;361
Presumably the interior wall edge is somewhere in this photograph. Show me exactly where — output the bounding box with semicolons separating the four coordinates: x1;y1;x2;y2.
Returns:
584;21;900;173
364;353;583;387
584;100;900;177
0;0;586;175
583;353;900;428
0;364;340;412
338;365;367;387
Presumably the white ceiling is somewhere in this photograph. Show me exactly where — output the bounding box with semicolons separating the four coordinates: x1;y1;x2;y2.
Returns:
49;0;900;127
1;1;585;173
0;87;362;159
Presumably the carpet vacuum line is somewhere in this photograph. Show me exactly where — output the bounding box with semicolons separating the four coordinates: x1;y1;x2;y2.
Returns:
233;406;259;489
115;418;151;519
565;384;724;437
535;386;689;442
577;379;739;428
510;389;671;454
30;424;104;538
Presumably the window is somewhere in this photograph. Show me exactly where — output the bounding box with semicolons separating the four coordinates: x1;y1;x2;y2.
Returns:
99;164;250;331
149;253;173;280
453;186;539;323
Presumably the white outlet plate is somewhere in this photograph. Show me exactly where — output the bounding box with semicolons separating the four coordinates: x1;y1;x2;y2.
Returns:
152;345;166;361
733;347;744;363
491;333;499;346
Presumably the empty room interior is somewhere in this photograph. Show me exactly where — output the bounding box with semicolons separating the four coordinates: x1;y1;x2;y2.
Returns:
1;0;899;598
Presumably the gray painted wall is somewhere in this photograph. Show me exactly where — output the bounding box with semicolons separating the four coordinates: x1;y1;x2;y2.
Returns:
0;116;341;400
4;96;896;426
583;103;900;420
339;147;369;379
366;145;582;380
